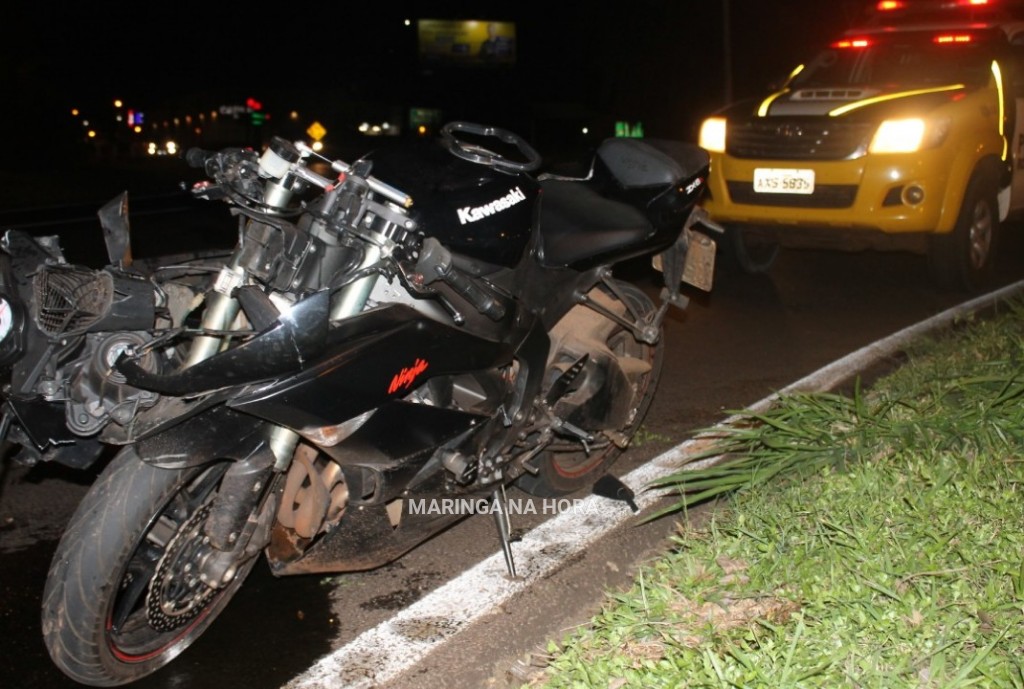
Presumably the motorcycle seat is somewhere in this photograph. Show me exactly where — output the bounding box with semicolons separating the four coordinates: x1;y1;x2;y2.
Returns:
596;138;699;189
537;179;654;267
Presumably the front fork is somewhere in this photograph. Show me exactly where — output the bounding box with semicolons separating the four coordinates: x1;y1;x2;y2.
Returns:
185;260;303;584
188;242;384;457
186;242;382;583
185;262;244;368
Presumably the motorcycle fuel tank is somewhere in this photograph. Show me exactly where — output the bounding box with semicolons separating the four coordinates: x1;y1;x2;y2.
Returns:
365;140;540;268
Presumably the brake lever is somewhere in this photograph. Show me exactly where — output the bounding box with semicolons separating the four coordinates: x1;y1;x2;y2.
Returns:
393;259;466;326
190;180;228;201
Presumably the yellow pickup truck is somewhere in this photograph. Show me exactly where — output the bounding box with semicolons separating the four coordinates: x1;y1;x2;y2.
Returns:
699;0;1024;290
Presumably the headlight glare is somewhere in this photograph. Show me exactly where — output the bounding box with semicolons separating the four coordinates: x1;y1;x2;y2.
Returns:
699;117;727;153
869;118;926;154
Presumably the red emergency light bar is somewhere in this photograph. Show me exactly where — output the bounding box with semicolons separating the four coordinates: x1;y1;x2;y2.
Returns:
877;0;991;9
832;37;873;48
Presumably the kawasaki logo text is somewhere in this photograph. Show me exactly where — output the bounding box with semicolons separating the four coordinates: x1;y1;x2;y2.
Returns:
457;187;527;225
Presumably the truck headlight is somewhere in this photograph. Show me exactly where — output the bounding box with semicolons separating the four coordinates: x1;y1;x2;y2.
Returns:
869;117;952;154
869;118;927;154
699;117;727;153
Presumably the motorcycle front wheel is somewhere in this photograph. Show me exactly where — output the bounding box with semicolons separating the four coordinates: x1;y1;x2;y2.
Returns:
42;449;261;686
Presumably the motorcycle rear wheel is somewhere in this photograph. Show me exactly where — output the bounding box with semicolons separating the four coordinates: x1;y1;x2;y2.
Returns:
42;450;260;686
517;282;664;497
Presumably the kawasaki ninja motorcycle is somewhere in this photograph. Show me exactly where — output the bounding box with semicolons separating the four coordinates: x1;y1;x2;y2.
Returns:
0;121;713;685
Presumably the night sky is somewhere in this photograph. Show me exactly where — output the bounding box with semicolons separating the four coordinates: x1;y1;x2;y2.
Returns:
1;1;863;165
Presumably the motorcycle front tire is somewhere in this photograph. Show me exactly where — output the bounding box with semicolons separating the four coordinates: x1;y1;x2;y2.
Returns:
42;448;259;686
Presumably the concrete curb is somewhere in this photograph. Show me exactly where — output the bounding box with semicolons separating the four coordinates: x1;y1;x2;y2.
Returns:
285;278;1024;689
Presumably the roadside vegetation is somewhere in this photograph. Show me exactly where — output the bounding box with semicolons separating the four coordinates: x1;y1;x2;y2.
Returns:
529;299;1024;688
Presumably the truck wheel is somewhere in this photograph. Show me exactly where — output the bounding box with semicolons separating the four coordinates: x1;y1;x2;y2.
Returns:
727;225;779;274
928;175;999;292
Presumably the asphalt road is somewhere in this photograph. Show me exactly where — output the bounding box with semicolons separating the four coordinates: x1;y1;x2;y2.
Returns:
1;194;1022;689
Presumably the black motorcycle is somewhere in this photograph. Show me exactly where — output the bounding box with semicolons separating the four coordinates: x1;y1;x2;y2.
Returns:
0;122;713;685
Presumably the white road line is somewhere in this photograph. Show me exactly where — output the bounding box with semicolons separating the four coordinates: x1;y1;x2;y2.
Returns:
285;278;1024;689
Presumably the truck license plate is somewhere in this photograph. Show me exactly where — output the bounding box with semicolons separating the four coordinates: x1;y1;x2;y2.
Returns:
753;168;815;194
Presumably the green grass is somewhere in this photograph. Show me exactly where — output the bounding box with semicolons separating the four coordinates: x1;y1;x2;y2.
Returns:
530;300;1024;688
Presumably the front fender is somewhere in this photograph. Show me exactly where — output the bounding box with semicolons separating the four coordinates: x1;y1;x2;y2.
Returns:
935;153;1007;234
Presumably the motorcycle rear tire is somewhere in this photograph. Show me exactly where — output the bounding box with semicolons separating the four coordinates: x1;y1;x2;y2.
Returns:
517;282;664;497
42;449;258;686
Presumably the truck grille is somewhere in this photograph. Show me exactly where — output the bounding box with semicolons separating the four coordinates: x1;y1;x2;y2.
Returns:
727;182;858;209
727;120;874;160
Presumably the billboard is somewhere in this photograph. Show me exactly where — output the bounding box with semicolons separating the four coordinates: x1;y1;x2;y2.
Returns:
417;20;516;67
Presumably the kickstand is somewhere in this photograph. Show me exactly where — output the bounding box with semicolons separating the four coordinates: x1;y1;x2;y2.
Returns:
492;485;518;579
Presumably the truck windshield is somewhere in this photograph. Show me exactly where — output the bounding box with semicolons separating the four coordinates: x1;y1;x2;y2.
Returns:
792;30;998;89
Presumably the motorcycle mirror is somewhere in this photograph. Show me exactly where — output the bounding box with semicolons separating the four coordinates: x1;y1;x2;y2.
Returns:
592;474;639;513
97;191;133;269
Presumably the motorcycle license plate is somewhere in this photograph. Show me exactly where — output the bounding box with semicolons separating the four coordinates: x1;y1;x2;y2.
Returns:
753;168;815;194
681;230;715;292
652;230;716;292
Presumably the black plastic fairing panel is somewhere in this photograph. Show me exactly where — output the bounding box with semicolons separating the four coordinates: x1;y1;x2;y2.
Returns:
227;309;515;430
131;405;272;469
318;400;485;470
6;395;78;448
536;138;709;269
116;290;332;396
269;498;464;575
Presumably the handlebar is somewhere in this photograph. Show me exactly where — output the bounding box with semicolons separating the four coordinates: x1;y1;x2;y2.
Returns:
184;142;414;209
294;142;413;208
416;238;506;321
